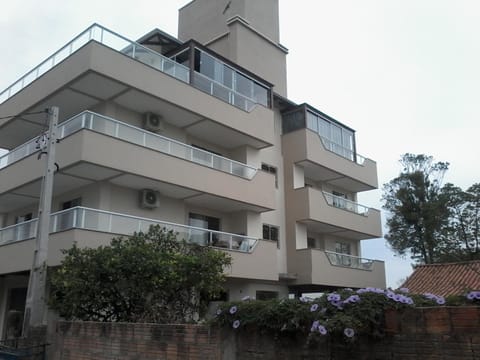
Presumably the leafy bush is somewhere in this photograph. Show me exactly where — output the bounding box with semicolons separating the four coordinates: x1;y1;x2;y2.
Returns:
212;287;480;342
49;225;231;323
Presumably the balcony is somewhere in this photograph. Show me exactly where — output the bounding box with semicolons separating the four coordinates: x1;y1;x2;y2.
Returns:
0;207;278;280
291;187;381;240
0;24;274;150
0;111;275;214
293;248;386;289
0;111;257;179
0;25;270;113
0;206;257;250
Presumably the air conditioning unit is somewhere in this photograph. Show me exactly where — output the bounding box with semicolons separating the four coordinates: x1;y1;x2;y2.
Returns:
143;112;164;132
140;189;160;209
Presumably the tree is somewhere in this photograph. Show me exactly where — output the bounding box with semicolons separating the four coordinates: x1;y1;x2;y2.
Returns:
49;225;231;323
382;154;451;264
440;183;480;261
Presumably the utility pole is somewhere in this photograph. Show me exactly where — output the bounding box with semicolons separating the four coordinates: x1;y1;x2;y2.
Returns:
23;106;59;336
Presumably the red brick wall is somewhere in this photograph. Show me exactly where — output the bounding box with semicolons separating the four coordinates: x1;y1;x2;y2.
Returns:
52;307;480;360
53;322;221;359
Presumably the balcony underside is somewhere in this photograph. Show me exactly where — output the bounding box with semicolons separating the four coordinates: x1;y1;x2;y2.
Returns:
0;131;275;214
0;42;274;150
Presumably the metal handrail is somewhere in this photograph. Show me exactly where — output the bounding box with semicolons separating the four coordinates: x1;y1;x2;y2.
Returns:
318;135;366;165
322;191;371;216
0;206;258;253
0;110;257;179
324;250;375;271
0;24;190;104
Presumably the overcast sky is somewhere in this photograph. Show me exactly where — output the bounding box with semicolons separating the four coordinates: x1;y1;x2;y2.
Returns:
1;1;479;287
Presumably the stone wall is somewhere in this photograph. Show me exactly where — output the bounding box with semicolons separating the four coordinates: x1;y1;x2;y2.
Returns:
51;307;480;360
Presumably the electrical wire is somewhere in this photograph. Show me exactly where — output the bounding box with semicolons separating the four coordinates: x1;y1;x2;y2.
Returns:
0;109;48;120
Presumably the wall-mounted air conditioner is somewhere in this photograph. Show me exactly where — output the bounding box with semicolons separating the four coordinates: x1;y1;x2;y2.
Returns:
140;189;160;209
143;112;164;132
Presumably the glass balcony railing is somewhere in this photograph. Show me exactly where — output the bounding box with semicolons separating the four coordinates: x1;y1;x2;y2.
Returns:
318;136;366;165
322;191;370;216
0;207;258;253
0;24;189;105
192;72;256;112
0;111;257;179
0;24;270;113
324;250;374;271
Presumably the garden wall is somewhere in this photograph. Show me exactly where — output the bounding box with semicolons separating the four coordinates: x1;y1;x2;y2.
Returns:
51;307;480;359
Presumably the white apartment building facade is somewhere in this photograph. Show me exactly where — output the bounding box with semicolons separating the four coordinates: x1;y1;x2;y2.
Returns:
0;0;385;338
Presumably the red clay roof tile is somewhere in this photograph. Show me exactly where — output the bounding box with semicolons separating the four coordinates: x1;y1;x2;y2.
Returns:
400;260;480;296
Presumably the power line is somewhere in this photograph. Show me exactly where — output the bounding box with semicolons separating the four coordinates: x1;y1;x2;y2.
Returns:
0;109;48;120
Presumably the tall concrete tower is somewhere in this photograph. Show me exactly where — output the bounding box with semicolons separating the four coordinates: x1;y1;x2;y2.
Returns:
178;0;288;96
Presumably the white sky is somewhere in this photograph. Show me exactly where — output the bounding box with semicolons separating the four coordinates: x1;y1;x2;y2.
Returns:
1;0;479;287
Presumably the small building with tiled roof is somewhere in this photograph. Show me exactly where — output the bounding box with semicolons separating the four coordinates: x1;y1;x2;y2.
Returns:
400;261;480;297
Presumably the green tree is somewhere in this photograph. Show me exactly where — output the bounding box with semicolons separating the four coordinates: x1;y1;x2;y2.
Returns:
49;225;231;322
382;154;451;264
440;183;480;261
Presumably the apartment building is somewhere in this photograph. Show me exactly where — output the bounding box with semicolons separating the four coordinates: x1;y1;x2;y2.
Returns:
0;0;385;337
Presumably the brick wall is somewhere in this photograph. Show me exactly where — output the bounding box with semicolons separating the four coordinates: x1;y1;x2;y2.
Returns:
52;307;480;360
53;322;221;359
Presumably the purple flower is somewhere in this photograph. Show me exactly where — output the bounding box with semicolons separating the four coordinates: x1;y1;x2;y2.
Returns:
393;294;403;302
330;300;344;310
327;293;341;302
343;328;355;338
241;295;251;301
436;297;446;305
466;291;480;300
310;303;319;312
318;325;327;335
406;297;414;305
299;296;309;303
310;320;319;332
216;308;222;316
399;287;410;293
229;305;237;314
345;295;360;304
386;291;396;299
232;320;240;329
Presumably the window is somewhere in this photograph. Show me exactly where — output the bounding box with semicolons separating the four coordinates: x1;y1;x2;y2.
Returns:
15;213;33;241
189;213;220;246
59;198;82;230
332;191;347;209
256;290;278;300
262;224;279;247
335;241;352;266
261;163;278;188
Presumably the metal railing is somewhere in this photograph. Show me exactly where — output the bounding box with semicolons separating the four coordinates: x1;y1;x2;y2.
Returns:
324;250;374;271
0;24;267;113
318;136;366;165
0;111;257;179
322;191;370;216
192;71;257;112
0;207;258;253
0;24;189;104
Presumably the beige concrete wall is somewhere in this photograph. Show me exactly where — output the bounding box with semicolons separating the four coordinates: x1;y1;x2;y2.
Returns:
0;42;275;150
294;187;382;239
294;249;386;289
0;130;276;211
282;128;378;190
179;0;280;43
